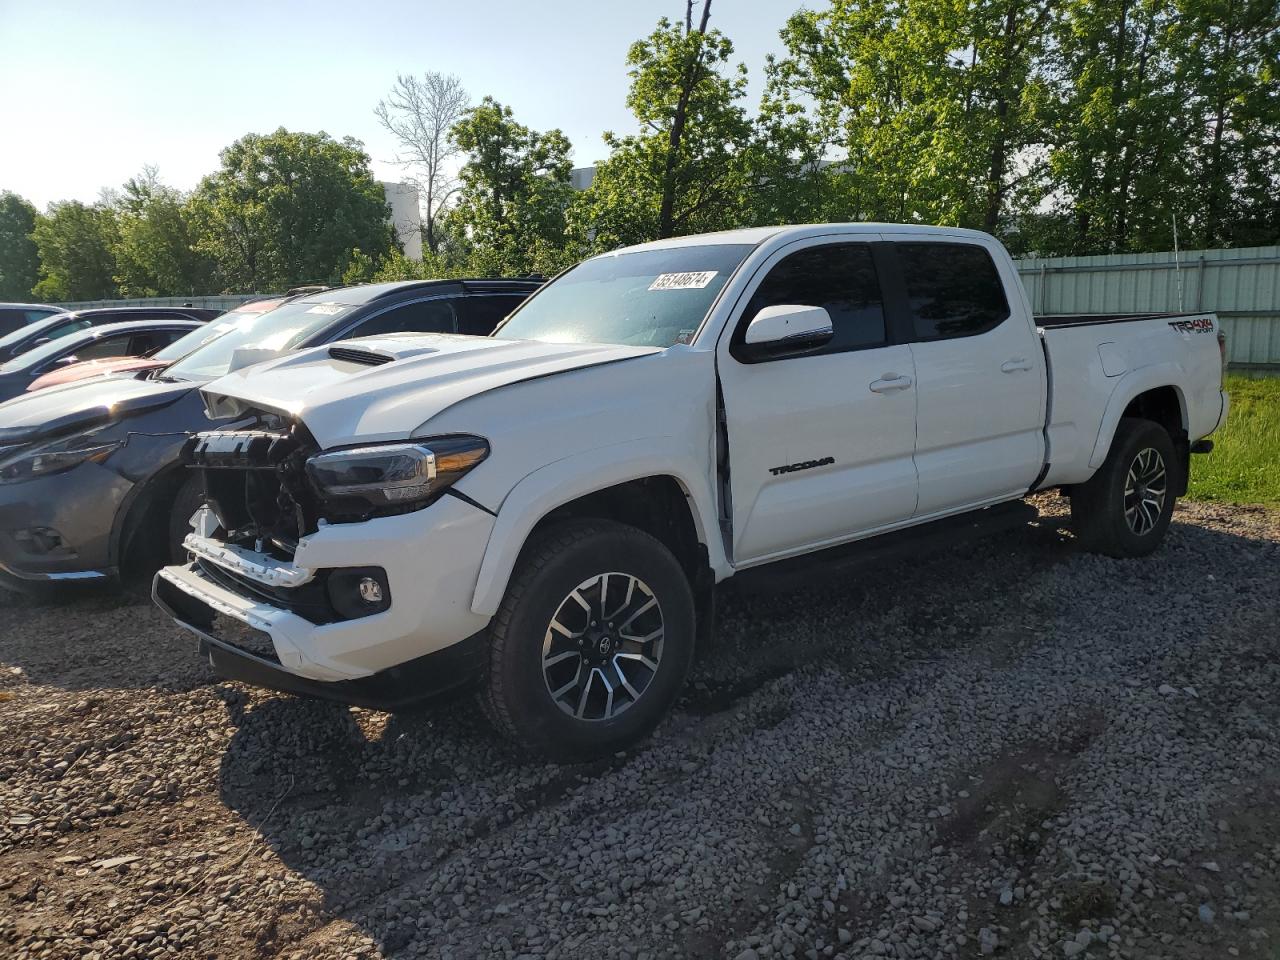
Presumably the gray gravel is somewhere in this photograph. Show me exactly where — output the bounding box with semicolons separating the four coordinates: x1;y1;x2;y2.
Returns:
1;495;1278;959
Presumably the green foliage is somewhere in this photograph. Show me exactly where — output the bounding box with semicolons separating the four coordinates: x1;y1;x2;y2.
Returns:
1187;376;1280;505
31;200;119;301
112;169;214;297
0;191;40;300
445;98;576;276
190;128;397;291
576;12;754;248
768;0;1054;235
1169;0;1280;248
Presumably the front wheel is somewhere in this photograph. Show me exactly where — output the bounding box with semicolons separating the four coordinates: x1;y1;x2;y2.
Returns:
1071;417;1178;558
481;519;695;760
167;474;206;563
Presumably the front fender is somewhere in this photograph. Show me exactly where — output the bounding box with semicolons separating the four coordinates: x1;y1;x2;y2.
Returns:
469;438;727;617
1088;363;1188;469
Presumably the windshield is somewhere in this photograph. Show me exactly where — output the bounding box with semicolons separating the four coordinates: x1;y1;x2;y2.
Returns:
0;313;71;351
149;304;279;366
496;244;753;347
163;300;354;381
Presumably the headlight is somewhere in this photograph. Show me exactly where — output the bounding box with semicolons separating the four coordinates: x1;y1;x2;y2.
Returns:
305;435;489;517
0;432;123;484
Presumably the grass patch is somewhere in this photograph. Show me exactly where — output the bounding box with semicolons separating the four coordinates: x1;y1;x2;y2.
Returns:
1186;374;1280;506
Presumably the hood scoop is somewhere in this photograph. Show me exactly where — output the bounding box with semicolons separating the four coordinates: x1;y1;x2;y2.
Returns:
328;345;398;367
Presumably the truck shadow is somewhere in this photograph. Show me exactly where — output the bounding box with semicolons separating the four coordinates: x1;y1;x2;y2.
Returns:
208;499;1278;955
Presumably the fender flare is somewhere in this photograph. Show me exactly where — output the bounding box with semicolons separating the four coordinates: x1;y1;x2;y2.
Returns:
469;438;727;617
1088;363;1188;469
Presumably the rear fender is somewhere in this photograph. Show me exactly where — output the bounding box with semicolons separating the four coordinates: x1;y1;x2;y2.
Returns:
1088;365;1187;469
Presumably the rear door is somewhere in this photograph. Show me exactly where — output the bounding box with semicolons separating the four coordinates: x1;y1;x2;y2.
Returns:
717;237;919;564
894;239;1045;516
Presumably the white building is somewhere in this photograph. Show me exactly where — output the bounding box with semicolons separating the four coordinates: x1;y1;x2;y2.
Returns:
380;182;423;260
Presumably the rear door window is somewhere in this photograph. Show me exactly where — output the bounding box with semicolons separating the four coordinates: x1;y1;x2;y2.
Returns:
897;243;1010;340
68;332;136;362
129;329;188;356
455;295;528;336
345;300;457;339
43;319;93;341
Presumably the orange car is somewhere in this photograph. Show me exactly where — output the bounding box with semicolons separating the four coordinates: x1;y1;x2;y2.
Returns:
25;297;287;393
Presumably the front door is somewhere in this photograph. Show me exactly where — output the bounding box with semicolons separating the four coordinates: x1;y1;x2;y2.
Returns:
717;238;919;565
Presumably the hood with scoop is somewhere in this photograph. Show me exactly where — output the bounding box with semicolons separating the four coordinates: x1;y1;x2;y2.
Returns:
201;333;661;448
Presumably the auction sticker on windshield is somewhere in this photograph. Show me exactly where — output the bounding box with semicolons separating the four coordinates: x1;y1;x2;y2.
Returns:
649;271;717;291
305;303;345;315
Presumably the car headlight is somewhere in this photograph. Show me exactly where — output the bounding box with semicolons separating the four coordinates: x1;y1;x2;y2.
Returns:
0;432;123;484
304;435;489;517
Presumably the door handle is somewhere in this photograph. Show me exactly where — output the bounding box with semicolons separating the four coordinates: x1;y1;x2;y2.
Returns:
869;374;913;393
1001;357;1033;373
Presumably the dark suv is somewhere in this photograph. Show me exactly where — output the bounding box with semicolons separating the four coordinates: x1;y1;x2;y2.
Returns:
0;279;540;588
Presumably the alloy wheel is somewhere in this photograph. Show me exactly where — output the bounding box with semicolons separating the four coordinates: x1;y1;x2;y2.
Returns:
541;572;665;722
1124;447;1167;536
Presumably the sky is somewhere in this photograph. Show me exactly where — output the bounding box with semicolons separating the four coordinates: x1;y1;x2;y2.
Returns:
0;0;796;209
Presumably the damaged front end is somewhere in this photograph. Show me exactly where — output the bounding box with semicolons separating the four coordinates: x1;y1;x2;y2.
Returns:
181;417;320;560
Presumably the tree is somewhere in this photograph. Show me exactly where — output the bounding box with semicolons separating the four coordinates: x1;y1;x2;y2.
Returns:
1039;0;1189;254
577;1;755;248
0;192;40;300
375;71;470;255
190;129;397;291
1169;0;1280;247
111;168;213;296
446;98;576;275
767;0;1054;236
31;200;119;301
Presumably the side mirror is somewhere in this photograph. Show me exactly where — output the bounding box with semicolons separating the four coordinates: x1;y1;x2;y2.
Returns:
739;304;834;362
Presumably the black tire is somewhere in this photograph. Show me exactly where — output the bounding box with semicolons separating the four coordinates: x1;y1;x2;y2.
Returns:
481;519;695;760
166;474;206;563
1071;417;1178;558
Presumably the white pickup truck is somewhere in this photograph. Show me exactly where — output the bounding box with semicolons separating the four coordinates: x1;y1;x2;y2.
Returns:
153;224;1229;757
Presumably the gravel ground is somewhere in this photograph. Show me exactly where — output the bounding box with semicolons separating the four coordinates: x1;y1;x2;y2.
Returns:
1;495;1278;960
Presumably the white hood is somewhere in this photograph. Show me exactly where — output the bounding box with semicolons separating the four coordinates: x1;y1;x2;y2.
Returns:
200;333;661;448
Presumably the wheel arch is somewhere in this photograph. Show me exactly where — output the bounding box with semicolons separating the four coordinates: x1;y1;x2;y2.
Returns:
1089;369;1188;471
112;461;191;575
469;442;726;617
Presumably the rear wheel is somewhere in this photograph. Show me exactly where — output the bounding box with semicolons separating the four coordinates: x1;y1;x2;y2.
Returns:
1071;417;1178;558
482;519;695;759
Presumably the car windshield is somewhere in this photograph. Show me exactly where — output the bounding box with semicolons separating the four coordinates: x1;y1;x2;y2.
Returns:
162;300;355;381
0;313;71;351
149;304;280;366
495;244;754;347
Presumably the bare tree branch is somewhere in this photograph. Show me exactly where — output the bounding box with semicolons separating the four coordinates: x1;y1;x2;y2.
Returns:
374;71;470;254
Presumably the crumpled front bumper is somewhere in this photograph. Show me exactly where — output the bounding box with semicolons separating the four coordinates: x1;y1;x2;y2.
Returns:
152;567;486;709
153;493;497;699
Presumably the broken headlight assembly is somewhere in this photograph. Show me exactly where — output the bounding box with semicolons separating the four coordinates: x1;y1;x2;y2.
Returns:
304;435;489;519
